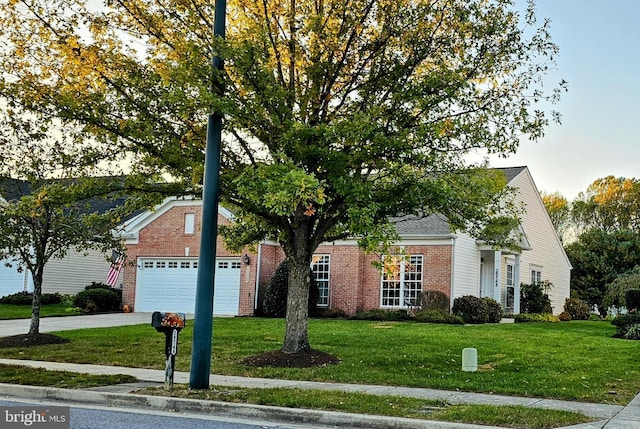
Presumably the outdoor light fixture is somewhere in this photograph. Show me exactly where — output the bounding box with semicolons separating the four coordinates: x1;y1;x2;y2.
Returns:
242;254;251;265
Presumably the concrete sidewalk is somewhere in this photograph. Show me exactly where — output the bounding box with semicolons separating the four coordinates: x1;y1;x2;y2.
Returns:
0;358;636;429
0;313;160;337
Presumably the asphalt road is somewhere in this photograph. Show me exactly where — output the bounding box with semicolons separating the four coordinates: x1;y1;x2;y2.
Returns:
0;399;327;429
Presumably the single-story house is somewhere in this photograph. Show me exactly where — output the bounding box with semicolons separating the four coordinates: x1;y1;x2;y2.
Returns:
119;166;571;316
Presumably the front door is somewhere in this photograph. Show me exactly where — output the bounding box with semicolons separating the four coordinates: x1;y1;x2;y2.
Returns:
479;254;494;298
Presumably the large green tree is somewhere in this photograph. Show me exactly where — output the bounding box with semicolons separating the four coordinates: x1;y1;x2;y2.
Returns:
0;0;564;353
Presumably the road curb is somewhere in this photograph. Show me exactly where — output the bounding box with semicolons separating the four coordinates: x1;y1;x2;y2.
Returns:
0;383;506;429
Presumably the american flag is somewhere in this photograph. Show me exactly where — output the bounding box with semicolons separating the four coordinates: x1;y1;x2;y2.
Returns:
106;251;125;287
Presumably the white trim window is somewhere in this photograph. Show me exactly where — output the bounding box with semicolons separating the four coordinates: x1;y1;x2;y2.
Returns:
531;267;542;285
311;255;330;307
184;213;195;234
381;255;423;307
506;263;515;310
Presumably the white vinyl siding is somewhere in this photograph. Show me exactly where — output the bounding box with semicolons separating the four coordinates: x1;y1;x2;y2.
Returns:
42;249;114;295
507;169;571;313
452;234;480;299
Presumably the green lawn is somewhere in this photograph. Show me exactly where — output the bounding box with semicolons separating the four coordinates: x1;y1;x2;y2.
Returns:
0;303;76;320
0;317;637;404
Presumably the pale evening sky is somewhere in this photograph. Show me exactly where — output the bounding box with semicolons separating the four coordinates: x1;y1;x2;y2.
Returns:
483;0;640;200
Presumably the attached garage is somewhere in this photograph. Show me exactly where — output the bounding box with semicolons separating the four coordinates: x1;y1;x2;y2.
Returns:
134;257;242;315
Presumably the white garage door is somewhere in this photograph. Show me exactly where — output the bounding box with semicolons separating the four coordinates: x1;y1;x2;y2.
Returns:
135;258;242;315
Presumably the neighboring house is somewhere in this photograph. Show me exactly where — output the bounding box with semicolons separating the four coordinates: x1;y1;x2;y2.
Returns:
0;178;127;298
120;166;571;316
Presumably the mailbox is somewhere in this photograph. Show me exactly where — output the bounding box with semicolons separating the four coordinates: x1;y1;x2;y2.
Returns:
152;312;186;331
151;311;186;391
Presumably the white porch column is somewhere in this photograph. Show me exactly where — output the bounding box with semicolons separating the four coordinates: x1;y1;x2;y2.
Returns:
513;254;521;314
493;251;502;303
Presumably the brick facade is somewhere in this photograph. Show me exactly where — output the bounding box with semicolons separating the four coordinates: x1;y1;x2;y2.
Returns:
122;201;257;316
123;199;455;317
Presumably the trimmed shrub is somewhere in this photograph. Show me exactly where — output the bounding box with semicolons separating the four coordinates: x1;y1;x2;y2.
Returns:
419;290;450;313
611;314;640;337
84;282;122;300
415;309;465;325
0;291;63;305
558;311;572;321
482;297;503;323
0;291;33;305
262;261;319;318
350;309;411;321
625;289;640;312
315;308;348;319
563;297;590;320
452;295;487;324
520;283;553;314
73;288;121;313
514;313;559;323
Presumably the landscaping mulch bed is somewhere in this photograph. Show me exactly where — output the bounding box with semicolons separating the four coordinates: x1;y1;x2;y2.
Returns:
0;333;70;348
243;348;341;368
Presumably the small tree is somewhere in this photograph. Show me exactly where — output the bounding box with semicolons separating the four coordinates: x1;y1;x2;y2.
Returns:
0;113;159;336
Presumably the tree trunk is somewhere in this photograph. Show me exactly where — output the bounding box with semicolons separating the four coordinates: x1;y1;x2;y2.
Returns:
282;256;312;353
29;269;43;335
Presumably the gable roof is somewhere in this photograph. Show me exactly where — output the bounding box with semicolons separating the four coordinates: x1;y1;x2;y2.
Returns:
393;213;452;236
390;166;529;238
119;197;234;244
495;166;527;183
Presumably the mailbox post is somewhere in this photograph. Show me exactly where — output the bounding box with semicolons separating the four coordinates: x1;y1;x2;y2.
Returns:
151;312;186;391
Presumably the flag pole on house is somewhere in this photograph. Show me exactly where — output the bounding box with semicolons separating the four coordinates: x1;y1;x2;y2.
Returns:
106;251;125;287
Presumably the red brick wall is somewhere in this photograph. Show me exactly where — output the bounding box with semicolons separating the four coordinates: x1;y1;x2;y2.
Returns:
122;203;257;316
290;244;454;315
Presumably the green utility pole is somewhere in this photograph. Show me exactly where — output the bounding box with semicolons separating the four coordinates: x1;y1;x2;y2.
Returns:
189;0;227;390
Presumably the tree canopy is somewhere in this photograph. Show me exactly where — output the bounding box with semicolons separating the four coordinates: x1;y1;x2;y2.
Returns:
572;176;640;235
565;229;640;316
0;0;564;352
541;191;570;243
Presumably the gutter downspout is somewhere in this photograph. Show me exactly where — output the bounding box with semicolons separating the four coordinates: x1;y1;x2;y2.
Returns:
254;243;262;313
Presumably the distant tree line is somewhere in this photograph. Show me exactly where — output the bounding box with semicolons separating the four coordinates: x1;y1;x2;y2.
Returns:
542;176;640;316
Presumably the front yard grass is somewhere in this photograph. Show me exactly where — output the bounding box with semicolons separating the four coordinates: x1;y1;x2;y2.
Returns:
0;363;136;388
0;317;637;404
140;384;590;429
0;303;76;320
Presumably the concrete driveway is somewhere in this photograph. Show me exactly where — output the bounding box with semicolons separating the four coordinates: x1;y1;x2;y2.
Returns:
0;313;168;337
